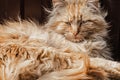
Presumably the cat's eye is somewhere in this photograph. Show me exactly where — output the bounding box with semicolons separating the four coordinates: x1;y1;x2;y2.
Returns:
82;20;93;25
82;20;92;23
65;22;71;25
77;20;93;26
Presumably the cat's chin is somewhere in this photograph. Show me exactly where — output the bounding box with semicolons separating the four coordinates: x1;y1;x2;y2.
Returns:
64;35;84;43
68;38;84;43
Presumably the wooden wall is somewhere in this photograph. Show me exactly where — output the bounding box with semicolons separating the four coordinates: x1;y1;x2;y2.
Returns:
0;0;120;61
0;0;52;23
0;0;20;22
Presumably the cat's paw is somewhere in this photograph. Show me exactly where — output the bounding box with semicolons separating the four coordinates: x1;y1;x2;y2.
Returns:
109;62;120;78
90;58;120;79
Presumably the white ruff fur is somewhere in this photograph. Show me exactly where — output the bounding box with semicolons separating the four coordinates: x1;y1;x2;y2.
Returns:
0;21;111;59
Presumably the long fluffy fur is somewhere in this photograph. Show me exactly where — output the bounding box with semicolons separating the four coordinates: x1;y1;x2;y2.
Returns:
46;0;112;60
0;21;109;80
0;20;120;80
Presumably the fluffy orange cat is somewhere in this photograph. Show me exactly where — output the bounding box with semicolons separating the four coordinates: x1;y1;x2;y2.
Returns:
0;0;120;80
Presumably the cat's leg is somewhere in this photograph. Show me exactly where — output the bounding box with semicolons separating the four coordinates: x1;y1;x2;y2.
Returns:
90;58;120;79
36;47;91;80
36;47;108;80
0;44;108;80
17;46;94;80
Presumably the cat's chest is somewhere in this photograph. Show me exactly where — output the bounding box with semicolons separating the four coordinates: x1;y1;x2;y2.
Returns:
51;40;106;54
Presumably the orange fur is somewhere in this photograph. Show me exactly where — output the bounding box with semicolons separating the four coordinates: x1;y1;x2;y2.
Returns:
0;30;108;80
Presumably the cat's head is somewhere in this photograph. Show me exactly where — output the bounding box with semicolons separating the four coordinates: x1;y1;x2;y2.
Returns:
47;0;108;42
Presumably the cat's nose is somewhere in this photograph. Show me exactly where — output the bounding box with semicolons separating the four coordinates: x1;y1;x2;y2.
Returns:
73;30;79;36
71;25;80;36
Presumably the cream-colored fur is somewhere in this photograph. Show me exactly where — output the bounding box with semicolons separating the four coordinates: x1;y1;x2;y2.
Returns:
0;20;119;80
0;21;108;80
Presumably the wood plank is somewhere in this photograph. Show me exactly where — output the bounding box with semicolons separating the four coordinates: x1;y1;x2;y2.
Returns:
0;0;20;20
24;0;52;23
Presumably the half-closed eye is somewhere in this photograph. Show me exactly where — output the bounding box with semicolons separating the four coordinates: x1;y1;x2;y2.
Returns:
77;20;94;26
65;22;71;26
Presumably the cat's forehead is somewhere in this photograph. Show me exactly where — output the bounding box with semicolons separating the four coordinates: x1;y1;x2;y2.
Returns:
65;0;87;4
65;2;88;20
52;0;101;21
66;3;82;14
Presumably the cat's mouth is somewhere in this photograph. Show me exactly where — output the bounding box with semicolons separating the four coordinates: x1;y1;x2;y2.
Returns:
70;38;84;43
70;39;83;43
65;36;84;43
64;34;85;43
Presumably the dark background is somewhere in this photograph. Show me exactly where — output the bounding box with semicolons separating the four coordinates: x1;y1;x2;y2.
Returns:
0;0;120;61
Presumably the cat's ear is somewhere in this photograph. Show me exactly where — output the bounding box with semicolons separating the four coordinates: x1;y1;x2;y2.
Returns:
87;0;100;8
52;0;65;8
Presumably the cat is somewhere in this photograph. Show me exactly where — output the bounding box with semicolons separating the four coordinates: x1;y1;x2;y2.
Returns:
46;0;112;60
0;21;108;80
0;0;120;80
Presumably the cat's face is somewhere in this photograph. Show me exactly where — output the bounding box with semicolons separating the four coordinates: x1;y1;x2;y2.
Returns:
47;0;108;42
